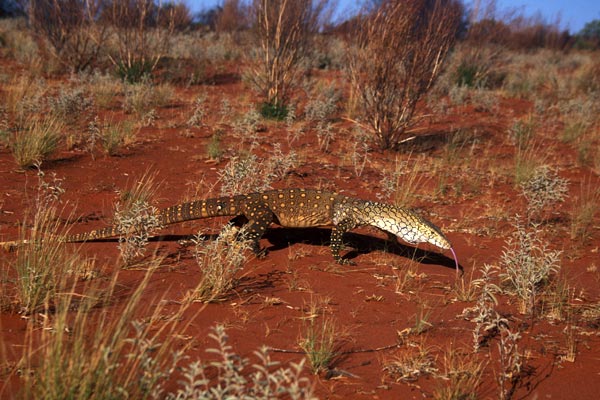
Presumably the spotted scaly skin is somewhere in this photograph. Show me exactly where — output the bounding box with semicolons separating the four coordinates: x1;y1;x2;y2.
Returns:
1;189;458;270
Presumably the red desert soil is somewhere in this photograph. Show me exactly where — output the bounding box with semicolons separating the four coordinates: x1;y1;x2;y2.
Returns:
1;66;599;399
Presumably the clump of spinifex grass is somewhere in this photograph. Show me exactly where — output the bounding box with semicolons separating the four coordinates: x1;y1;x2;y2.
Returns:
383;340;437;383
113;172;163;265
191;224;251;303
17;264;186;400
7;166;86;314
218;149;297;197
10;206;87;314
299;314;338;374
93;118;138;156
433;348;486;400
9;115;63;169
380;154;425;209
570;181;600;245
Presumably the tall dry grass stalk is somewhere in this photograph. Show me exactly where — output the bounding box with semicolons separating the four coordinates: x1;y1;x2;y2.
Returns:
349;0;461;149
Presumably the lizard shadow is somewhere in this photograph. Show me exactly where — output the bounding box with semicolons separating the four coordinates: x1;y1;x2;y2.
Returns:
262;227;460;272
107;228;459;272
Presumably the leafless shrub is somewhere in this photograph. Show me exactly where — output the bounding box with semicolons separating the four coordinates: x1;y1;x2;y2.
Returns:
247;0;327;110
25;0;107;72
349;0;461;149
215;0;250;33
102;0;182;82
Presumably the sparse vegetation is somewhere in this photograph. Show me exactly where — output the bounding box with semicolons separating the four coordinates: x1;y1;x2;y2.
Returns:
171;325;315;399
384;341;437;382
433;348;485;400
191;224;251;303
499;220;562;314
19;265;185;400
570;182;600;244
9;115;63;168
1;4;600;399
520;165;569;220
299;312;338;374
122;79;173;116
112;172;163;264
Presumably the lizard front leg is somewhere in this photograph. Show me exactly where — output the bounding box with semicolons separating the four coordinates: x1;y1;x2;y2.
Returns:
330;217;357;265
241;203;274;259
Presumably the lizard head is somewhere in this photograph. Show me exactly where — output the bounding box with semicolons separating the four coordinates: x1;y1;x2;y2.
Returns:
363;203;451;249
363;203;460;272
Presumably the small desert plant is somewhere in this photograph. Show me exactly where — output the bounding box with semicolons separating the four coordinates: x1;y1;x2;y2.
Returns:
433;348;485;400
513;129;544;187
206;130;224;161
96;118;137;156
499;220;562;315
113;172;163;264
218;149;297;196
191;224;251;303
11;207;80;314
315;122;335;152
463;264;505;351
9;166;84;314
170;325;315;399
49;85;93;126
470;87;500;112
122;79;173;116
509;116;536;148
349;127;371;177
384;341;437;382
299;314;338;374
349;0;462;149
266;143;297;181
259;101;288;120
187;94;207;127
452;269;479;302
411;302;433;334
9;115;63;169
3;75;45;122
570;182;600;244
520;165;568;220
304;84;340;124
232;108;262;145
446;43;506;89
219;154;272;196
86;71;123;109
497;326;522;400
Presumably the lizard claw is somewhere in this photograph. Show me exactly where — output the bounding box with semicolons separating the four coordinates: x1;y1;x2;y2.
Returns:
337;257;356;266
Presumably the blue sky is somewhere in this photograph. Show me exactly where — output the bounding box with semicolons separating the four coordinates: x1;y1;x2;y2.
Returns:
184;0;600;34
